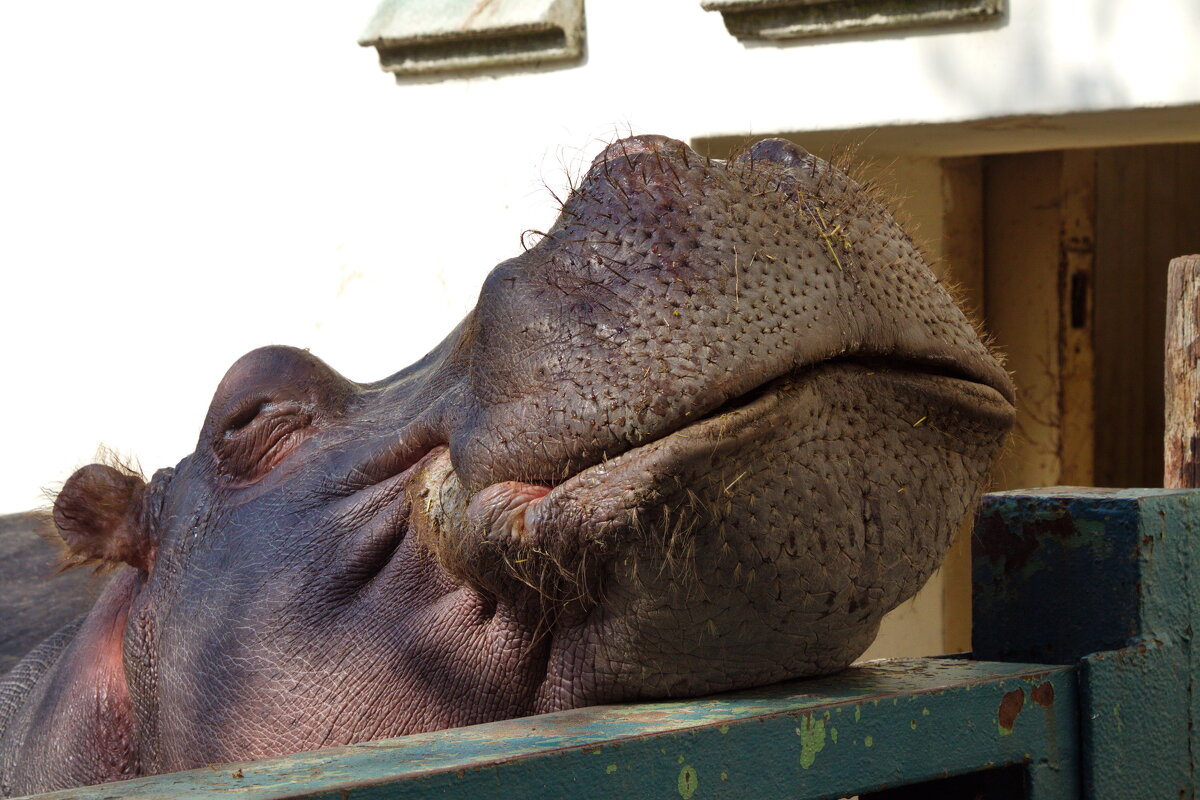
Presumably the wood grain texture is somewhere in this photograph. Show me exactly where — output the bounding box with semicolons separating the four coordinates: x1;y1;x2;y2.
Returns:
1057;149;1097;486
984;151;1067;490
1094;144;1200;488
940;156;984;652
1165;254;1200;489
16;659;1079;800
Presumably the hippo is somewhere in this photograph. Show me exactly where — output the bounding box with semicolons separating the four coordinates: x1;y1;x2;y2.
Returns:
0;512;109;677
0;135;1015;796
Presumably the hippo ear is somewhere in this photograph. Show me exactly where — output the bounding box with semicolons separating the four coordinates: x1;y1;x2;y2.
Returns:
54;463;152;571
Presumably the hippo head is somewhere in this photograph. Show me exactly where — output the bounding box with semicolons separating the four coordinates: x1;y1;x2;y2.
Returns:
45;136;1014;778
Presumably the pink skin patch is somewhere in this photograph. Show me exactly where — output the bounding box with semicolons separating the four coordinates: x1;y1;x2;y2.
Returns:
466;481;551;543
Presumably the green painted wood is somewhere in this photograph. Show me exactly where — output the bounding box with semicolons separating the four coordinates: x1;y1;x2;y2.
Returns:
974;487;1200;800
17;659;1078;800
1080;643;1191;796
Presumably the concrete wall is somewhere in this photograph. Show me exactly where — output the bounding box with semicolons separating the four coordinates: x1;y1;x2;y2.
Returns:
5;0;1195;514
2;1;1197;656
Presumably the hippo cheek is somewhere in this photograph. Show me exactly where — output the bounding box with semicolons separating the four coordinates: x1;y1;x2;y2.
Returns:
122;482;549;771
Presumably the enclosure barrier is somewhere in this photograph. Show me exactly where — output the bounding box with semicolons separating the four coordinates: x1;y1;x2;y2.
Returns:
15;486;1196;800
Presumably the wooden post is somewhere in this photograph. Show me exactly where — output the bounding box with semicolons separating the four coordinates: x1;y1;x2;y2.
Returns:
1164;255;1200;489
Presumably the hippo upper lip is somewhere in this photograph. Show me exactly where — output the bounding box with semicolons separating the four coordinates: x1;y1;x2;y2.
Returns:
696;353;1012;430
468;356;1014;545
849;352;1014;404
353;346;1011;507
618;354;1011;467
604;350;1014;480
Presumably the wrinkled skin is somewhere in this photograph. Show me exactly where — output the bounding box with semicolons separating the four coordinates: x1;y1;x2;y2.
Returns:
0;135;1015;796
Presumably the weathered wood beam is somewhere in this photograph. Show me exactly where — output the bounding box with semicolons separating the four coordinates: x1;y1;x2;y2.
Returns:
1164;254;1200;489
17;658;1078;800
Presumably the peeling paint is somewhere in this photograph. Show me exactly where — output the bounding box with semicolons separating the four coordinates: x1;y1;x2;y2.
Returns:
998;688;1025;735
677;765;698;799
1031;682;1055;707
798;715;826;768
72;657;1077;799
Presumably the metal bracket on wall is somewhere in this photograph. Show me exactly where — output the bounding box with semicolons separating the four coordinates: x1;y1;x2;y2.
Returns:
700;0;1005;42
359;0;585;80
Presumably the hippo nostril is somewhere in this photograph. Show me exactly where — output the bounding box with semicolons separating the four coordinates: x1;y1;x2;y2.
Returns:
738;138;813;170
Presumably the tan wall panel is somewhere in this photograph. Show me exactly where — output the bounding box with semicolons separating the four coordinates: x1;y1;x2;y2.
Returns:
984;152;1068;489
940;156;984;653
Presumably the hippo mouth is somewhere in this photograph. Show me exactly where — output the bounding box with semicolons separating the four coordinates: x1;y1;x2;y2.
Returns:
458;355;1014;549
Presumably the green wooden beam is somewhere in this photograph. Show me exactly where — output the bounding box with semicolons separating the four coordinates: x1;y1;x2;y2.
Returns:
19;659;1077;800
974;487;1200;800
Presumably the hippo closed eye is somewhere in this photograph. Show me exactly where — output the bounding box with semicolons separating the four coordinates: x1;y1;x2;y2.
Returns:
0;135;1014;796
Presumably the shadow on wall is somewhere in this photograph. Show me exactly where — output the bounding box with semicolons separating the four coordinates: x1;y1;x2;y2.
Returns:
919;0;1200;114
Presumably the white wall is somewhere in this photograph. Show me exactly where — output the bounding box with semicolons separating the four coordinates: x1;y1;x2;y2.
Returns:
2;0;1197;513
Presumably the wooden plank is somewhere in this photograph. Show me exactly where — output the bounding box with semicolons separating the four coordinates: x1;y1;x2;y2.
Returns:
1093;144;1200;488
1142;145;1179;483
1165;255;1200;489
984;152;1066;489
941;156;985;318
944;150;1099;648
358;0;585;78
18;659;1079;800
701;0;1005;42
1057;149;1097;486
1094;147;1151;486
1176;145;1200;258
939;156;985;653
